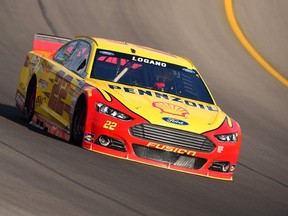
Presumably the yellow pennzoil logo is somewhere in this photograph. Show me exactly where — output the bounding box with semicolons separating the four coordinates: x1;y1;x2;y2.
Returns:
108;84;218;112
146;142;196;156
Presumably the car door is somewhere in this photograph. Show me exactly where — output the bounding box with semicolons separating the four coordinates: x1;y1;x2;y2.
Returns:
43;40;91;130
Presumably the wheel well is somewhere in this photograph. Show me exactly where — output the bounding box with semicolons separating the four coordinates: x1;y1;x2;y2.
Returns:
25;75;37;105
28;75;36;92
24;75;37;122
71;94;87;128
75;94;86;110
70;93;87;144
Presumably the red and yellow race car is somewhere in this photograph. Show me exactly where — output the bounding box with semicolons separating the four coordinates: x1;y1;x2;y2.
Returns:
15;33;242;180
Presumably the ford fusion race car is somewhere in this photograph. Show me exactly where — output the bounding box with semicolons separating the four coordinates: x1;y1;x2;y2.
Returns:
15;33;242;180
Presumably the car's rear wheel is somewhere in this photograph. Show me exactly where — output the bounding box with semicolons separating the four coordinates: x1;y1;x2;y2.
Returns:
71;99;87;146
25;77;36;122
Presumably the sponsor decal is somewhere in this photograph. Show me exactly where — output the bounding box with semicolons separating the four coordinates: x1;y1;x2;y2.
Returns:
35;96;46;107
31;56;39;66
99;51;114;56
108;84;218;112
147;142;196;156
15;92;25;108
87;89;93;97
152;101;189;117
230;164;236;172
50;126;69;141
162;117;189;126
132;56;167;67
217;146;224;153
182;68;196;74
39;78;48;89
32;113;70;141
41;59;53;73
84;133;95;142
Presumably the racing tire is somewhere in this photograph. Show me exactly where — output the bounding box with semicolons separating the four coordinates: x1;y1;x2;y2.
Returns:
71;99;87;146
25;77;36;122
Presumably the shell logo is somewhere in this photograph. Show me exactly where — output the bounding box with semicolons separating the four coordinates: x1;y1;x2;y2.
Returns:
152;101;189;117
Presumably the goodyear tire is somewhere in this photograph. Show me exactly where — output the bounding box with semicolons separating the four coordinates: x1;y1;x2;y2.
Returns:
71;99;86;146
25;77;36;122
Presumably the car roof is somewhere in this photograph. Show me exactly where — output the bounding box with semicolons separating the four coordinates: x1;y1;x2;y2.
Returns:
76;36;196;69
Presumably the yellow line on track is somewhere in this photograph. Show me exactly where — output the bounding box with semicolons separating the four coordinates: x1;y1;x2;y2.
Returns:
224;0;288;87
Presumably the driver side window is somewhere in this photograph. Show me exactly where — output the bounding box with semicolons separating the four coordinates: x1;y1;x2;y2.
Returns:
54;41;78;65
65;41;90;76
54;40;91;77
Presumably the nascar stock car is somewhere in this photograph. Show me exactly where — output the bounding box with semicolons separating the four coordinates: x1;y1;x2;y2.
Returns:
15;33;242;180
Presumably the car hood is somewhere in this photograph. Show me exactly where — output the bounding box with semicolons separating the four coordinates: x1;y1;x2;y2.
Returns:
89;80;227;134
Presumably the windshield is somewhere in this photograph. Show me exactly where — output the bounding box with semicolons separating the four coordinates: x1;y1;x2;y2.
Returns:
91;49;214;104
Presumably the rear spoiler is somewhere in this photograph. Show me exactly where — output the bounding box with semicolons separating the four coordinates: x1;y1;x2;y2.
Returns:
33;33;71;52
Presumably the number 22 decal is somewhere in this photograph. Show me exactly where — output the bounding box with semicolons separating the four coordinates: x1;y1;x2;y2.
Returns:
48;71;73;115
103;120;117;130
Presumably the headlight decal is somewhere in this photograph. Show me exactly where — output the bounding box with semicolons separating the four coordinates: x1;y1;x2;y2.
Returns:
210;116;239;142
96;103;132;120
98;89;112;102
227;116;233;128
215;132;238;142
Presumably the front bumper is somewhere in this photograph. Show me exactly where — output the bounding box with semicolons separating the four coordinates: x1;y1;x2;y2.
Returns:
82;112;241;181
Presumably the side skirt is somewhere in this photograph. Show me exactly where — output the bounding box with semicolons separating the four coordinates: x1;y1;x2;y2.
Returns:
30;113;70;141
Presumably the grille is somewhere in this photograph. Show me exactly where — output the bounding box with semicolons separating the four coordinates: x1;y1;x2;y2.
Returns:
133;144;207;169
130;123;215;152
110;138;126;152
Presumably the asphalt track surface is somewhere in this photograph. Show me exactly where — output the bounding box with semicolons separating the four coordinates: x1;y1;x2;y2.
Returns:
0;0;287;215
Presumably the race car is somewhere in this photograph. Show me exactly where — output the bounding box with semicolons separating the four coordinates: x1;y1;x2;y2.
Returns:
15;33;242;180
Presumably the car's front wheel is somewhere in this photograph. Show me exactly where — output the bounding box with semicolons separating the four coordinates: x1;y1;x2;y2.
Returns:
71;99;87;146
